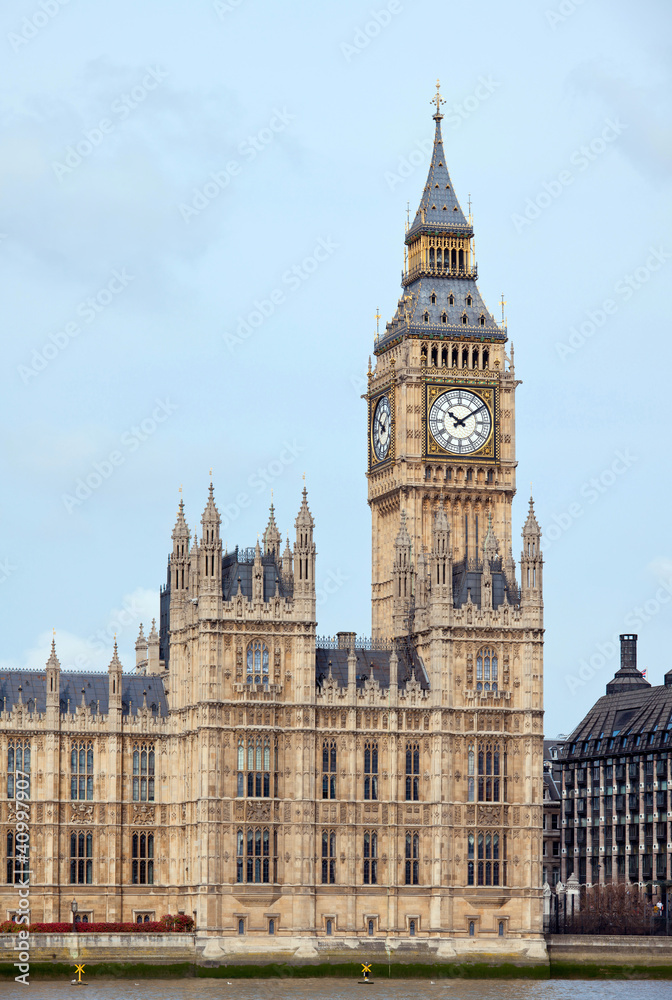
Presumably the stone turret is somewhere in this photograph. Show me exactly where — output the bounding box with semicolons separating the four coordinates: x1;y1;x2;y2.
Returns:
392;511;414;637
45;636;60;724
147;619;160;674
263;503;282;558
293;487;316;603
520;496;543;612
107;640;123;726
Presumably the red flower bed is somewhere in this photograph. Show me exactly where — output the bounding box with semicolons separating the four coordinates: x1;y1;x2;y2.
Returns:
0;914;194;934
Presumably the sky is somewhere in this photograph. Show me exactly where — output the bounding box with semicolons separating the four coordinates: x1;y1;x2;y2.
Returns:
1;0;671;739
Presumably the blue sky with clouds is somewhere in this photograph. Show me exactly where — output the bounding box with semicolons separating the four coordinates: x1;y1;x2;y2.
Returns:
1;0;671;738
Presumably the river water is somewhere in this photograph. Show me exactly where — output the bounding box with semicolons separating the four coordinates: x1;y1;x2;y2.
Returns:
3;981;671;1000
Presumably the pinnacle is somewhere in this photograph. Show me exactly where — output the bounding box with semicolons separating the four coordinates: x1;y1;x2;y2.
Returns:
201;481;221;525
46;636;61;671
135;623;146;647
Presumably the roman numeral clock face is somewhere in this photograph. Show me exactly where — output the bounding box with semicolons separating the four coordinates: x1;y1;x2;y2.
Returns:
372;395;391;462
429;388;492;455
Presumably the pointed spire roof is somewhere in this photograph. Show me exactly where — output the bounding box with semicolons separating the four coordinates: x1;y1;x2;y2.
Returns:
263;502;282;555
135;623;146;649
148;618;159;641
295;486;314;528
108;639;122;673
483;511;499;556
172;498;190;540
201;481;221;525
523;495;541;535
407;83;471;240
395;510;411;548
46;635;61;671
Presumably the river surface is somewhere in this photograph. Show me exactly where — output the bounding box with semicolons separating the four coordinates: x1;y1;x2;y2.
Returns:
3;982;672;1000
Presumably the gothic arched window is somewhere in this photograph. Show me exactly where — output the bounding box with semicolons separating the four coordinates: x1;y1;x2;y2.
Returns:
246;640;269;685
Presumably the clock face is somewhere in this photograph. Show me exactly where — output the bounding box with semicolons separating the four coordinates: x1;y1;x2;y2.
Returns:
429;388;492;455
372;395;391;462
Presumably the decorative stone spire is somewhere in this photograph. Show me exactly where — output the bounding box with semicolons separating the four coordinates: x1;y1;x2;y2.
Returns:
253;538;264;602
392;511;414;636
108;638;123;716
294;487;316;600
282;534;293;589
200;482;222;591
135;623;147;672
45;634;61;716
520;495;543;610
147;619;160;674
430;503;452;603
263;502;282;558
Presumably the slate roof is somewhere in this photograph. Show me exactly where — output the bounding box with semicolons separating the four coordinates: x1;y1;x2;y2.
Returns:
0;671;168;717
315;645;429;691
562;639;672;760
407;116;471;239
221;548;288;602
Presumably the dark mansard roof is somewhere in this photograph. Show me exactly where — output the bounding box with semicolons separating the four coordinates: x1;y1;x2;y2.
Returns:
562;637;672;760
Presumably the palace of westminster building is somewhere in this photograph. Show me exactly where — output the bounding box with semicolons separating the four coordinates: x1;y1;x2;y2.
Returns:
0;92;548;956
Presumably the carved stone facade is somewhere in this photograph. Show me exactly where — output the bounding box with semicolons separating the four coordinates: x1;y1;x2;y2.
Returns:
0;95;544;953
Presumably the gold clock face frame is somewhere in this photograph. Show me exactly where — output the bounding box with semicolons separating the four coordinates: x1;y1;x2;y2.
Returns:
425;383;497;462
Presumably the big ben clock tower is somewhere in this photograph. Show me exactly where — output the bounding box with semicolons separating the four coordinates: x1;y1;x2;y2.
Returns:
368;84;523;640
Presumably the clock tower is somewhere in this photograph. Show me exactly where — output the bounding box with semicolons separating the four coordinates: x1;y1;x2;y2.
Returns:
368;85;519;640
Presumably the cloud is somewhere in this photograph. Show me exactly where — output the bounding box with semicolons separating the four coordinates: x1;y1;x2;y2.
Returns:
0;587;158;675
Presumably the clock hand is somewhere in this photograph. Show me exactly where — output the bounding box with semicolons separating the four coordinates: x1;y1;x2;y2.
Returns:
448;409;468;428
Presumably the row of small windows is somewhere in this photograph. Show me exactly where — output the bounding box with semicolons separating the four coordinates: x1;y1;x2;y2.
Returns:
427;247;466;271
467;742;507;802
236;827;278;884
7;741;30;799
423;312;486;328
421;344;489;368
7;830;155;886
430;292;470;306
467;831;508;886
8;741;155;803
237;737;278;798
235;917;421;938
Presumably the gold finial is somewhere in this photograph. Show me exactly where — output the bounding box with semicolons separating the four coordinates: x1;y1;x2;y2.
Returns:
405;201;410;232
209;467;213;479
500;293;506;325
302;472;306;482
375;308;381;340
271;488;274;501
179;484;182;494
432;79;445;118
